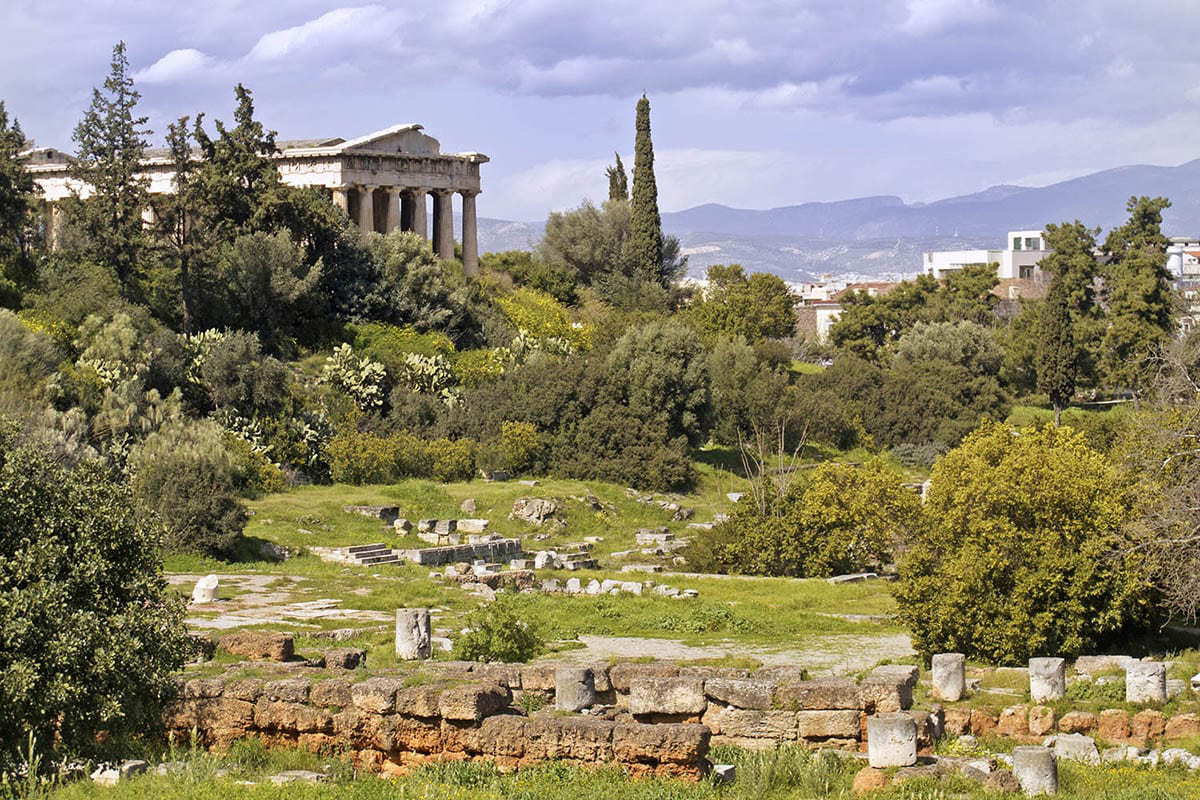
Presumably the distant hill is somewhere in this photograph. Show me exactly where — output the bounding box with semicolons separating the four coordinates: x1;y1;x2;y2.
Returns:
476;160;1200;280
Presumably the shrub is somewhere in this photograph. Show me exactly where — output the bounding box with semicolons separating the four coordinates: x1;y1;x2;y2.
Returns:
321;343;388;410
893;422;1154;664
348;322;455;376
686;461;921;577
451;348;507;389
497;288;591;352
128;420;248;557
0;423;191;767
426;437;476;482
479;421;543;476
186;329;289;416
0;310;61;414
554;403;696;492
452;598;544;663
326;429;404;484
222;433;287;496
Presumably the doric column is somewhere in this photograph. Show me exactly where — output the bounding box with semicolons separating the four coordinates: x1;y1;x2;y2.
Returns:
461;190;479;276
409;188;428;240
330;185;350;216
433;190;455;260
385;187;402;234
45;201;62;251
357;185;375;233
141;204;158;227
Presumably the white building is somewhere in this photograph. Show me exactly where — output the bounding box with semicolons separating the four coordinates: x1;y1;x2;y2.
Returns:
922;230;1049;281
1166;237;1200;279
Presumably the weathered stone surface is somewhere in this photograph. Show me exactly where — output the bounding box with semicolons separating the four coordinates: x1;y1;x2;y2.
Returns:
1166;713;1200;740
1048;733;1099;765
931;653;966;702
860;675;912;713
253;698;333;733
996;706;1028;737
704;678;774;710
324;648;366;671
1012;746;1058;796
183;678;224;699
1074;655;1135;675
394;685;442;718
520;663;557;691
867;713;917;768
1131;709;1167;743
610;662;680;692
510;497;558;525
310;679;352;709
351;678;404;714
969;709;997;736
438;684;510;722
191;575;219;604
395;609;432;660
166;697;255;732
470;664;522;689
629;678;706;716
708;708;798;739
852;766;891;795
1097;709;1130;741
943;707;972;736
613;722;708;765
265;678;311;704
556;667;596;712
1056;711;1096;734
1028;706;1055;737
796;710;862;740
219;631;294;662
375;715;441;752
680;666;750;680
773;679;862;711
1029;658;1066;703
1126;662;1168;704
984;770;1021;793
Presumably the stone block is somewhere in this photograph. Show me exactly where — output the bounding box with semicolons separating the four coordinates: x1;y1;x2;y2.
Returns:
1012;746;1057;796
796;709;862;740
379;715;442;752
969;709;997;736
556;716;617;761
1056;711;1096;734
350;678;404;714
520;663;558;692
931;653;966;702
609;662;680;692
1074;655;1135;675
704;678;774;710
612;722;709;765
708;708;798;739
468;714;528;758
471;664;522;689
943;707;972;736
182;678;224;699
556;667;597;712
997;706;1029;737
310;679;352;709
225;679;264;702
1028;706;1056;737
394;686;443;718
438;683;511;722
1029;658;1066;703
218;630;294;662
191;575;219;604
264;678;311;704
773;678;862;710
1126;661;1167;704
867;713;917;768
253;699;332;733
323;648;366;671
1131;709;1166;743
1097;709;1130;741
1166;713;1200;740
629;677;706;716
1048;733;1099;765
395;608;432;660
860;673;913;713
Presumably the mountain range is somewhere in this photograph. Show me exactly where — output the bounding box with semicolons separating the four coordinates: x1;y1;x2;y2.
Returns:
475;159;1200;282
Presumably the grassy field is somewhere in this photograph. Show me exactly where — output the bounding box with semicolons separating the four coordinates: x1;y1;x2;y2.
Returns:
36;741;1200;800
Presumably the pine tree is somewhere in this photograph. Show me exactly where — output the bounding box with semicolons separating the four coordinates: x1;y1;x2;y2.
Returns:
0;102;37;306
1100;196;1175;399
192;84;280;236
626;95;663;285
70;42;151;293
1036;278;1076;425
1038;221;1101;389
605;152;628;201
161;116;201;331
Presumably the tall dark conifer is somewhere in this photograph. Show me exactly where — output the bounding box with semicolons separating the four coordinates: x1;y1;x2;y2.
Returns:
70;42;151;293
0;102;37;306
161;116;200;331
627;95;663;284
606;152;628;201
1036;279;1076;425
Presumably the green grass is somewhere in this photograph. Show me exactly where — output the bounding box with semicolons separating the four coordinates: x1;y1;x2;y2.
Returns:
37;741;1200;800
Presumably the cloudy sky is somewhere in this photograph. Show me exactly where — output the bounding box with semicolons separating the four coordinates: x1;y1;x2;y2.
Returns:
4;0;1200;221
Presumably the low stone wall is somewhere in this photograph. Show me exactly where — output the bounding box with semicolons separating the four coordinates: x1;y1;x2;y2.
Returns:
944;704;1200;744
166;660;922;777
402;539;521;566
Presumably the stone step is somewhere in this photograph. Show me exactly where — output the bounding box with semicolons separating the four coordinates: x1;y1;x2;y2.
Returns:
347;543;389;554
354;553;401;565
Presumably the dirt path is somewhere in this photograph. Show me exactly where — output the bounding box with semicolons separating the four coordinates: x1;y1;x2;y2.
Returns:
548;633;914;675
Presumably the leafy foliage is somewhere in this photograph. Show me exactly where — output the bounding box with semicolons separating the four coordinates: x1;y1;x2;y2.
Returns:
894;422;1154;663
690;264;798;341
452;597;544;663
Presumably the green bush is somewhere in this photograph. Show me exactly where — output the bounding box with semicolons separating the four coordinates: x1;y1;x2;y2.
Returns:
128;419;249;557
326;429;405;484
426;437;476;482
686;461;921;577
893;422;1154;664
0;422;191;768
478;421;543;476
451;348;507;389
452;598;544;663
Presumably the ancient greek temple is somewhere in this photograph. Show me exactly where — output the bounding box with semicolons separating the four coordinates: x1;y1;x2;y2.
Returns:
21;123;489;274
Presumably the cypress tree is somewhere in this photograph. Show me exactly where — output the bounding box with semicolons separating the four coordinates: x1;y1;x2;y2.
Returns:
627;95;663;284
0;102;37;306
605;152;628;201
1036;278;1076;425
71;41;151;293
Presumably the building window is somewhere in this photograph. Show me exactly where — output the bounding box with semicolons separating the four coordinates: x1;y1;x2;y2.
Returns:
1019;265;1034;279
1012;237;1022;251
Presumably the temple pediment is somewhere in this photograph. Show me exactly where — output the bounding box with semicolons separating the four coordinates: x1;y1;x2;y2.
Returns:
335;123;441;156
